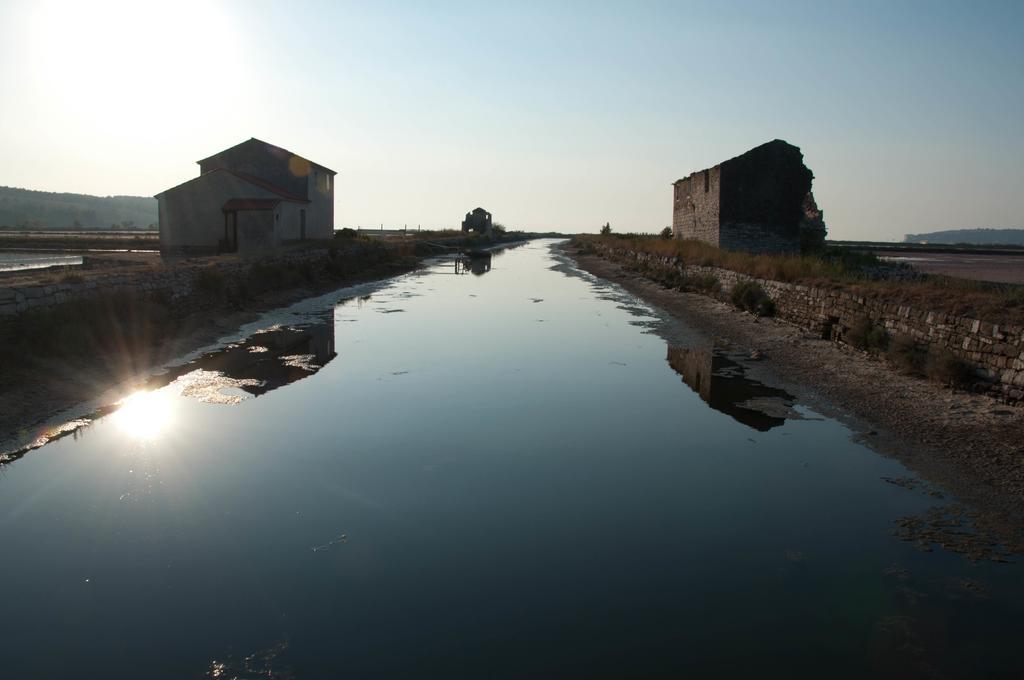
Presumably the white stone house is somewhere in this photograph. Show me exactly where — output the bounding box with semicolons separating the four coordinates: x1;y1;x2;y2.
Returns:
155;138;336;256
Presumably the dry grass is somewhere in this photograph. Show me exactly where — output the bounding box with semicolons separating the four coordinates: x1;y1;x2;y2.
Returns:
582;234;854;282
579;235;1024;325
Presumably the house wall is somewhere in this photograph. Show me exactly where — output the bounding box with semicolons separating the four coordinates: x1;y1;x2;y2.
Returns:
305;170;335;239
716;141;808;254
236;210;276;252
718;223;802;254
162;141;334;252
158;172;281;255
672;166;721;245
265;180;330;243
276;202;308;242
199;142;309;198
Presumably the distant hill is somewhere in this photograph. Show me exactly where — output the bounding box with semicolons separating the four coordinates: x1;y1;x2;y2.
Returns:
904;228;1024;246
0;186;157;229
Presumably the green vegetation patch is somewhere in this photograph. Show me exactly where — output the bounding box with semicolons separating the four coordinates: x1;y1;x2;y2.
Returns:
730;281;776;317
846;316;889;354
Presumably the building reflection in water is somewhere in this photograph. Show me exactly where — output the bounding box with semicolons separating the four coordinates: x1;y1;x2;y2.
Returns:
455;252;491;276
1;321;338;464
666;345;796;432
157;321;337;403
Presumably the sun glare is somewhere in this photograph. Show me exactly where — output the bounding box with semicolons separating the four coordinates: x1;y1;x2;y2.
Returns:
113;390;174;441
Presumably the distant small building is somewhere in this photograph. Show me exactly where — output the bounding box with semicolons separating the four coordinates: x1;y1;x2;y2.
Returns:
461;207;492;235
672;140;826;254
155;138;336;256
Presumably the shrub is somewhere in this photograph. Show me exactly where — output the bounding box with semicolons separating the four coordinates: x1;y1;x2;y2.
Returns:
682;273;720;293
730;280;775;316
846;316;889;354
926;349;975;387
195;267;226;296
886;333;926;375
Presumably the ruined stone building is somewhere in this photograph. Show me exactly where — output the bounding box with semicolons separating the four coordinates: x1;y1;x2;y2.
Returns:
672;140;826;254
461;207;492;234
666;345;791;432
156;138;336;256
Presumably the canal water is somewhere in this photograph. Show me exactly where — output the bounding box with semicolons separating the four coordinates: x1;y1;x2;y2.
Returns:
1;240;1021;678
0;251;83;272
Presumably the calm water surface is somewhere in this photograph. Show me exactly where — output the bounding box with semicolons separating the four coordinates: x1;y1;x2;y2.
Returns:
1;241;1021;678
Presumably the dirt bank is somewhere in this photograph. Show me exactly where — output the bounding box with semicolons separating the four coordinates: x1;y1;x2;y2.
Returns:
0;256;417;451
564;244;1024;551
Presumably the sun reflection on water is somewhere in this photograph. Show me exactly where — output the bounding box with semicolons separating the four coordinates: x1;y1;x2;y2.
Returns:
112;390;174;441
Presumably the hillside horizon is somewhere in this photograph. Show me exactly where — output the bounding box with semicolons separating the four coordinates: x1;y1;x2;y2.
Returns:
904;228;1024;246
0;185;156;229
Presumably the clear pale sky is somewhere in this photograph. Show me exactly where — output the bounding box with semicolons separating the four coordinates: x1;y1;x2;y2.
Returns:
1;0;1022;239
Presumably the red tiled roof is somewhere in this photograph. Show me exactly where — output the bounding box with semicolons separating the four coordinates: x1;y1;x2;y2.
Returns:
196;137;337;175
154;168;310;203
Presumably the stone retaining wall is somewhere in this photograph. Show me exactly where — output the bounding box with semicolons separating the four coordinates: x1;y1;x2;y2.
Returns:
591;243;1024;401
0;246;363;319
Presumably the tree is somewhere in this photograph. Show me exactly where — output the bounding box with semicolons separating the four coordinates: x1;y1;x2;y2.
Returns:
660;226;672;239
600;222;612;235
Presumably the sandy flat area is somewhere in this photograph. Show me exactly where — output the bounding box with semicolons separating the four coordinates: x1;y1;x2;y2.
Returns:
880;252;1024;284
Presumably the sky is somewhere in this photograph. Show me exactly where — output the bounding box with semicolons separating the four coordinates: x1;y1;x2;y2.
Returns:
0;0;1022;240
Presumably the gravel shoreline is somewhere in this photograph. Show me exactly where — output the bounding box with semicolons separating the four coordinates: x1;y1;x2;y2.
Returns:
564;244;1024;550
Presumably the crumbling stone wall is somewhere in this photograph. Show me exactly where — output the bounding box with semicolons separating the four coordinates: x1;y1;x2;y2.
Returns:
590;242;1024;402
672;140;825;254
672;167;721;246
461;207;492;234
